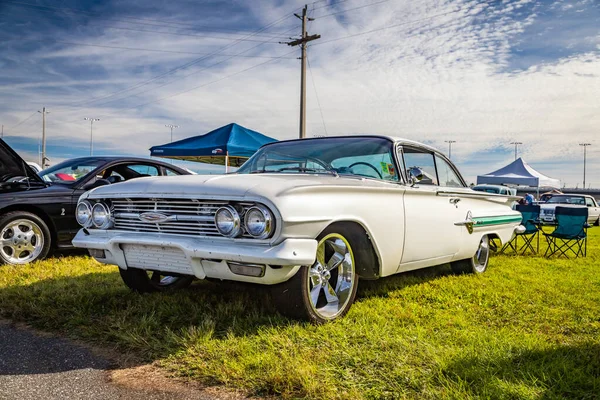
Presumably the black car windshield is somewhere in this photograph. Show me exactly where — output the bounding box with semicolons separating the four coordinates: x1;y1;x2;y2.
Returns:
39;159;105;184
546;195;585;205
237;137;400;182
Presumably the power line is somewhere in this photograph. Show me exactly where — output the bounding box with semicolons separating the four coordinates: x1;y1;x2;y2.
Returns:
82;26;299;110
313;0;390;19
53;11;297;111
100;49;297;114
4;0;294;39
51;41;295;59
307;52;328;136
313;9;460;46
6;111;38;132
105;26;281;43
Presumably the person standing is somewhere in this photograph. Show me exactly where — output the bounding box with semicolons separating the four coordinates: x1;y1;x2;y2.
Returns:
525;193;535;204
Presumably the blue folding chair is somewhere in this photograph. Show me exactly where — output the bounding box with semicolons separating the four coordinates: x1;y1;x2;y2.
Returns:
501;205;541;255
544;206;588;258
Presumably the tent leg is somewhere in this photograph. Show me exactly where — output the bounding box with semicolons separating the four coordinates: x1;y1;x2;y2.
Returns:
225;152;229;174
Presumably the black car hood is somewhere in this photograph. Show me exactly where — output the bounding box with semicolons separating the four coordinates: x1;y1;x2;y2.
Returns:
0;139;45;185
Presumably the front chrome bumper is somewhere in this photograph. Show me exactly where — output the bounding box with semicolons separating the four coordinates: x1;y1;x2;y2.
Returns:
72;229;317;285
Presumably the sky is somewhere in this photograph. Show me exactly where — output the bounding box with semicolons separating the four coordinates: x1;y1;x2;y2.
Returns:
0;0;599;186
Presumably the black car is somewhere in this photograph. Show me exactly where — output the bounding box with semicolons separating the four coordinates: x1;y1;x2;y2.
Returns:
0;139;191;265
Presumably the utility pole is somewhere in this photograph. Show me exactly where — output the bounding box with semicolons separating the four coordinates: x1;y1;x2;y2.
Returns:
165;124;179;143
84;118;100;156
38;107;50;167
285;5;320;139
445;140;456;159
579;143;591;188
510;141;522;160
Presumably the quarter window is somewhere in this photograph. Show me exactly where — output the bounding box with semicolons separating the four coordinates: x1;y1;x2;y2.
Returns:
585;197;596;207
435;155;464;188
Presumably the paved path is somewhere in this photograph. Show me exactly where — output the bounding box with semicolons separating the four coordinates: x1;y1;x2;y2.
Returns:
0;322;216;400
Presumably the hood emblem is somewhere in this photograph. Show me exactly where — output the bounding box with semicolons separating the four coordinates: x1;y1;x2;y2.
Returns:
139;212;170;223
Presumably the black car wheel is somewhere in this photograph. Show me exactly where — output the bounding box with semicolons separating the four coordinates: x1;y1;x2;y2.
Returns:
0;212;51;265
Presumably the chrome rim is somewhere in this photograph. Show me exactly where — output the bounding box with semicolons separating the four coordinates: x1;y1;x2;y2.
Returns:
146;271;180;287
0;219;44;264
308;233;356;320
473;236;489;273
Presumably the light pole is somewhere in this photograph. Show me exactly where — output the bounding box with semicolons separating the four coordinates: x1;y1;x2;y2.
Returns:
579;143;591;188
510;141;522;160
165;124;179;143
84;118;100;156
445;140;456;160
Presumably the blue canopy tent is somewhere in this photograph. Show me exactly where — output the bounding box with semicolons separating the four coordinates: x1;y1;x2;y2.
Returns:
149;123;276;171
477;157;560;196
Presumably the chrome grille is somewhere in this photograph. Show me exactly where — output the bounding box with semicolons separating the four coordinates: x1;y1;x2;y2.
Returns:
110;198;227;237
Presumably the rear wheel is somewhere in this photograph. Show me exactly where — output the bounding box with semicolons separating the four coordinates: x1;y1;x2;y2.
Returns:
119;268;193;293
271;225;362;323
450;235;490;275
0;212;51;265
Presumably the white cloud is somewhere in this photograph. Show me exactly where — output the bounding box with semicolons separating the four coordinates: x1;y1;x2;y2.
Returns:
1;0;599;187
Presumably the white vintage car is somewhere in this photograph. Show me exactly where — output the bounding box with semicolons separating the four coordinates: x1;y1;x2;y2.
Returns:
539;194;600;225
72;136;523;323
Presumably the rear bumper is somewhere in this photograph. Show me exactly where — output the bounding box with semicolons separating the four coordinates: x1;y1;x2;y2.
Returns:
72;229;317;285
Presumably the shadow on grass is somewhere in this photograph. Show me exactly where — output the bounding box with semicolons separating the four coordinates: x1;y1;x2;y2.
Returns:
0;261;455;376
442;342;600;399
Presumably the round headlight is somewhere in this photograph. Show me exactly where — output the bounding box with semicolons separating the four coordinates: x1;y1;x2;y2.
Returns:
91;202;112;229
244;205;273;239
76;201;92;227
215;206;241;237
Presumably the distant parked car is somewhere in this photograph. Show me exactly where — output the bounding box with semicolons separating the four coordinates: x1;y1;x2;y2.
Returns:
472;184;517;196
0;138;190;265
539;194;600;225
73;135;523;323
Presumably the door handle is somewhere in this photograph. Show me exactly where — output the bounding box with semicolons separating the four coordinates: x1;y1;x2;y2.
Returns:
449;198;461;207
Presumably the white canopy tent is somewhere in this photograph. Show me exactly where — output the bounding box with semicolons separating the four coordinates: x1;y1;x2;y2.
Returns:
477;158;560;195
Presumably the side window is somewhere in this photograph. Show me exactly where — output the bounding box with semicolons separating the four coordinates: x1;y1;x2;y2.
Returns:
164;168;180;176
402;148;438;185
435;155;464;188
585;197;595;207
128;164;159;176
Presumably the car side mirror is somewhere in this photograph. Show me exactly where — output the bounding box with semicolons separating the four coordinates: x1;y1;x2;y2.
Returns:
408;167;425;184
83;178;111;191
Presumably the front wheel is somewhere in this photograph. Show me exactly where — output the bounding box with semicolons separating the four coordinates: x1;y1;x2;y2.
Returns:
0;212;51;265
450;235;490;275
271;227;361;323
119;268;193;293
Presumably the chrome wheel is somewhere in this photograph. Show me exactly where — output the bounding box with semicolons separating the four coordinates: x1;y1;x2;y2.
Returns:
472;236;489;273
0;219;44;265
307;233;356;320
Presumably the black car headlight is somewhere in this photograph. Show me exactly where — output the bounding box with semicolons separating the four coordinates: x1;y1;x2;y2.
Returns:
243;205;274;239
91;202;113;229
76;201;92;227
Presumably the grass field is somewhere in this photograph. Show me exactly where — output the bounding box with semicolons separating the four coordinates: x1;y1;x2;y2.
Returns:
1;229;599;399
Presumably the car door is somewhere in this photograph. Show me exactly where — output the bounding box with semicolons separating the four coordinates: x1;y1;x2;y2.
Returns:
398;146;467;270
585;197;600;225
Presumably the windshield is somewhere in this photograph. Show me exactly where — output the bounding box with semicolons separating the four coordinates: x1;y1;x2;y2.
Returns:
237;137;399;182
39;159;105;184
546;195;585;205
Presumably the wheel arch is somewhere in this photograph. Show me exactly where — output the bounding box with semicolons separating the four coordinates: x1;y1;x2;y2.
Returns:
0;205;57;248
317;219;381;280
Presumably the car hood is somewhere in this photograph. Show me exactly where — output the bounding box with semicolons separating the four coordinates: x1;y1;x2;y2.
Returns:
541;203;586;210
82;173;396;200
0;139;45;184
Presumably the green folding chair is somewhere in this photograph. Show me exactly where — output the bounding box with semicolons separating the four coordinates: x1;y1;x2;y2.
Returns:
544;206;588;258
501;205;540;255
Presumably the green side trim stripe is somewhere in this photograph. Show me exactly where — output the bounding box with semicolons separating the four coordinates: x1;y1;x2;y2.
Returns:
472;215;522;226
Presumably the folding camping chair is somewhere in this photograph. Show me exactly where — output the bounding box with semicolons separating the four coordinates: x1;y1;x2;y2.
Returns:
544;206;589;258
501;205;541;255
